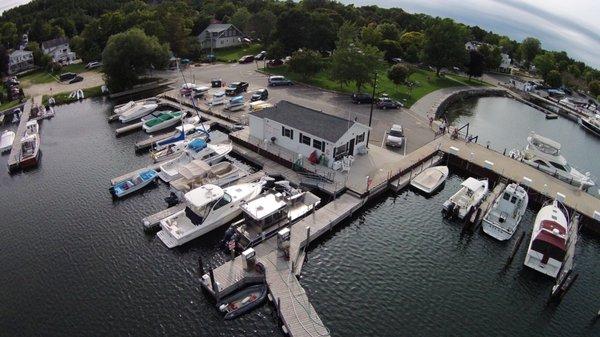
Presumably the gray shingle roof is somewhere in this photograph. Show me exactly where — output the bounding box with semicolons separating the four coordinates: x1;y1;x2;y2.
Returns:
41;37;69;50
205;24;234;33
252;100;362;143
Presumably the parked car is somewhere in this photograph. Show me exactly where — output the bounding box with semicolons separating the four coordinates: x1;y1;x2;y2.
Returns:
69;75;84;84
251;89;268;102
391;58;403;63
376;97;403;109
385;124;405;147
254;51;267;60
267;59;284;67
59;72;77;82
205;54;216;63
211;78;222;88
85;61;102;69
351;93;373;104
225;82;249;96
268;75;293;86
180;82;195;95
239;55;254;64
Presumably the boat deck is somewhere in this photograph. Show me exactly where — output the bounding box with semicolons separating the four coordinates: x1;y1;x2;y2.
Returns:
7;96;40;172
110;162;162;186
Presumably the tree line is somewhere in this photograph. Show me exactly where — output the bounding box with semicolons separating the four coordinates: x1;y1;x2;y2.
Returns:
0;0;598;96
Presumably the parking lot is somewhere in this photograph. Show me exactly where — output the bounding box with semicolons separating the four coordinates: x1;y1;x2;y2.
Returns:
160;62;436;155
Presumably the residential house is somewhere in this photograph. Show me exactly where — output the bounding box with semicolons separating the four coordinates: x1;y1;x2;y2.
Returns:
7;49;34;75
465;41;485;51
41;37;76;64
198;24;244;50
249;100;371;168
499;53;512;73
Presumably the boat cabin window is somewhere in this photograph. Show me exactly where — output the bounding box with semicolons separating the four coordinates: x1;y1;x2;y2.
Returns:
213;193;232;211
549;161;567;172
533;159;548;167
510;196;518;204
503;192;510;201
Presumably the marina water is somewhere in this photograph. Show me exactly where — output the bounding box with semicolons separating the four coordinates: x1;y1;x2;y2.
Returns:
0;97;599;336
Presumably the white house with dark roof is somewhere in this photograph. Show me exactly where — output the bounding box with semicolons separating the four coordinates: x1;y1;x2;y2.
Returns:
41;37;76;64
249;100;371;168
198;23;244;50
7;49;34;75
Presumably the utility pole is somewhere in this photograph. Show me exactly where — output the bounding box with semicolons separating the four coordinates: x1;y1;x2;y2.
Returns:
366;72;377;147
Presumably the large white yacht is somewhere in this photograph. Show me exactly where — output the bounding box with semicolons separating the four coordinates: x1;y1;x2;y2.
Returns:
524;200;570;278
157;181;264;248
442;177;488;220
580;114;600;137
511;132;594;189
482;183;529;241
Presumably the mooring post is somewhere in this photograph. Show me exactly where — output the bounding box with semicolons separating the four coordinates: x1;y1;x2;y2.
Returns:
209;269;218;299
305;226;311;249
197;256;204;277
506;231;526;266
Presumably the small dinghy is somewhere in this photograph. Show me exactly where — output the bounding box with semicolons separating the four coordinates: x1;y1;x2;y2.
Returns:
217;284;268;320
142;111;184;133
0;130;16;153
110;170;158;198
410;166;449;195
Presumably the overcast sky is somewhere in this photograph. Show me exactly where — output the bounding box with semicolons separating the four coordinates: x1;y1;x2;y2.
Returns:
343;0;600;68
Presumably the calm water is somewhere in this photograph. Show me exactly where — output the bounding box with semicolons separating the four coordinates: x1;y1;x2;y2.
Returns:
1;97;599;336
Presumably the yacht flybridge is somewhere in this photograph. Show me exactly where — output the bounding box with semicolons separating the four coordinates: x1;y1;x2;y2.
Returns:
157;181;265;248
511;132;594;189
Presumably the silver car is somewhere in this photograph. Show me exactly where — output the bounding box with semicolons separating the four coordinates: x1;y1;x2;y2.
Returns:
386;124;405;147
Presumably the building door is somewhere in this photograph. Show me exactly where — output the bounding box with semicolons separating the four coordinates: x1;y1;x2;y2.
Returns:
348;138;355;156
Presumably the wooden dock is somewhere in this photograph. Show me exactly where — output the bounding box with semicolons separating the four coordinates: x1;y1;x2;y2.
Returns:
142;203;186;231
134;130;179;150
115;121;144;136
7;96;39;172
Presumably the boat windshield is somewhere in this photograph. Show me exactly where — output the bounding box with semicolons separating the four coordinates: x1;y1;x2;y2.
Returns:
213;193;232;211
549;161;570;172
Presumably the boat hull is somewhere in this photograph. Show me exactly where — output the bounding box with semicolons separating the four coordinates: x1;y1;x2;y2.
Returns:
482;219;514;241
581;118;600;137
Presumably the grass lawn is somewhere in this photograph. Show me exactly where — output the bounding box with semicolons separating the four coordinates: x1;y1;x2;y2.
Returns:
263;64;488;107
42;85;104;106
214;44;263;63
20;63;91;86
0;99;21;112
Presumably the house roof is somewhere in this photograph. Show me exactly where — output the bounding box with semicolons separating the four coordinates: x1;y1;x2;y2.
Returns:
41;37;69;50
252;100;368;143
204;24;236;33
9;49;32;58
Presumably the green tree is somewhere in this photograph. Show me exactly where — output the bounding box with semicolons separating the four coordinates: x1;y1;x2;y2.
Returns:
215;3;236;21
478;45;502;70
267;41;286;60
246;10;277;42
377;22;400;41
403;44;421;63
520;37;541;67
567;64;581;79
288;49;322;80
336;21;359;49
465;50;485;79
361;24;382;47
331;41;382;91
387;64;411;87
102;28;169;91
533;53;556;79
422;18;468;75
498;37;516;56
589;81;600;97
399;31;425;50
0;22;19;48
379;39;402;62
545;70;562;88
230;7;251;32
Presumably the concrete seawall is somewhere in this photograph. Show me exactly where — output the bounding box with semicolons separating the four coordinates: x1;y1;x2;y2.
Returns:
433;87;508;117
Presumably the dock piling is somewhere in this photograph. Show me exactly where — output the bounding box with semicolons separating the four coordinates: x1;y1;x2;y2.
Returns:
506;231;526;267
198;256;204;277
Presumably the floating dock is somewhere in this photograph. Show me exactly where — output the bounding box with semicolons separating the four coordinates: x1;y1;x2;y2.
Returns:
7;96;40;172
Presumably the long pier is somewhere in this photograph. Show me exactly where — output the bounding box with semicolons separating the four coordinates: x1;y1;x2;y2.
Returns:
7;96;41;172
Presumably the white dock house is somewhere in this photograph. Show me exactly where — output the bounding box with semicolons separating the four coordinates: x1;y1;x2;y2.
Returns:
249;100;370;168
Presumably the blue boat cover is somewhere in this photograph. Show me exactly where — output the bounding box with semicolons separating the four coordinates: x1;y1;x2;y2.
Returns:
188;138;207;152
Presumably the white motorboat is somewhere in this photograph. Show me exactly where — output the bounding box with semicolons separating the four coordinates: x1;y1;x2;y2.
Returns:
524;200;570;278
19;133;40;169
170;160;246;197
210;91;226;106
482;183;529;241
410;166;449;195
157;181;266;248
510;132;594;189
187;139;232;163
158;153;192;182
224;180;321;250
25;120;39;136
118;103;158;123
0;130;16;153
580;114;600;137
442;177;488;220
142;111;184;133
114;101;135;115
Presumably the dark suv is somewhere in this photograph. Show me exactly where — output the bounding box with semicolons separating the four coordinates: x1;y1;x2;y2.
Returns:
351;93;373;104
251;89;269;102
225;82;249;96
376;97;403;109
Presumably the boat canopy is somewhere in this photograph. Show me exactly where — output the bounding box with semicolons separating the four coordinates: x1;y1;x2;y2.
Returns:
188;138;207;152
184;184;224;208
179;159;210;179
241;193;287;220
461;177;484;191
529;132;561;153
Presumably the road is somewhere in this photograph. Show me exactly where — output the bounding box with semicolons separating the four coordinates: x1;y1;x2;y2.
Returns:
155;62;436;154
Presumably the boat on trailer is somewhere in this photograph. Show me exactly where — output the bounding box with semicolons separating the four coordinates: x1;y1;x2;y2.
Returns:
110;170;158;198
217;284;268;320
442;177;488;220
410;166;449;195
482;183;529;241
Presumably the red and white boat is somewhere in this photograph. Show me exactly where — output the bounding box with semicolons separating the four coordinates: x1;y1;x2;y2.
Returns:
19;133;40;169
523;200;570;278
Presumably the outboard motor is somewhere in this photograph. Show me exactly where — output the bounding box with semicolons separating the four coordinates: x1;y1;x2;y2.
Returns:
164;192;179;207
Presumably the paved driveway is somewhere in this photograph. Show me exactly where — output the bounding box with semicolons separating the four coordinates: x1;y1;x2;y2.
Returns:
157;63;436;154
23;71;105;97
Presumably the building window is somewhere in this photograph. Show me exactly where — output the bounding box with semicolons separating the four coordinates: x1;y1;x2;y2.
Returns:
282;126;294;139
356;132;365;144
313;139;325;151
299;133;311;145
333;144;348;161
